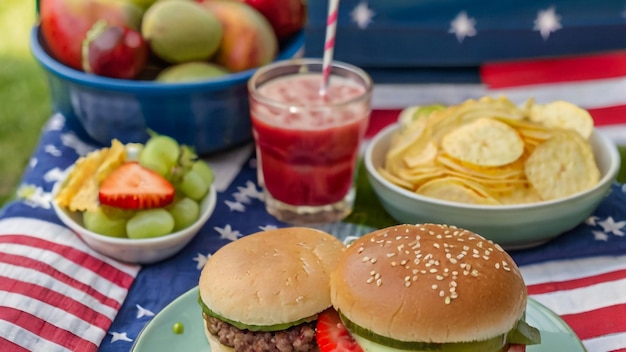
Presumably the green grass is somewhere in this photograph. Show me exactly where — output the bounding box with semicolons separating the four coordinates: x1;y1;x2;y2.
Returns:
0;0;51;205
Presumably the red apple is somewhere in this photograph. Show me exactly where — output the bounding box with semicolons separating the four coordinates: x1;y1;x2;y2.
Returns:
82;21;148;79
40;0;143;71
240;0;305;41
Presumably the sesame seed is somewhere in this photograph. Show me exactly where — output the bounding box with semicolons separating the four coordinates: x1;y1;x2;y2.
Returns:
430;268;438;273
450;281;457;287
366;277;374;283
376;279;382;286
471;269;479;277
412;276;418;281
436;275;444;280
405;281;411;287
431;284;438;290
391;262;397;267
445;296;452;304
404;276;411;281
482;256;489;260
386;253;395;257
370;270;376;275
495;263;500;269
400;260;408;266
451;292;458;299
370;258;377;264
362;256;370;262
433;243;440;249
503;266;511;272
439;290;445;297
374;273;381;280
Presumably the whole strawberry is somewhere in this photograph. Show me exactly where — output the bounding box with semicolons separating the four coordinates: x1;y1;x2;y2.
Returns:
82;20;148;79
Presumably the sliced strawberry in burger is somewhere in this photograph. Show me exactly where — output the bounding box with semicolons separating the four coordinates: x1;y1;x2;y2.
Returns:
316;309;363;352
99;162;175;209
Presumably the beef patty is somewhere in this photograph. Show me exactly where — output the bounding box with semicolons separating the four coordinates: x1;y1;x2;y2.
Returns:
204;314;319;352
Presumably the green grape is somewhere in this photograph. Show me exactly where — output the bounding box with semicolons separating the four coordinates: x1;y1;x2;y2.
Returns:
179;169;210;201
83;208;129;238
192;160;215;186
126;209;175;239
169;197;200;231
139;135;180;176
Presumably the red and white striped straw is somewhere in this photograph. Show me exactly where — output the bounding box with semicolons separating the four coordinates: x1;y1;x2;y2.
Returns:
320;0;340;96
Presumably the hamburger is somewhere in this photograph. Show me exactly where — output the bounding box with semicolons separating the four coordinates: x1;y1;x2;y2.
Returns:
198;227;346;352
326;223;541;352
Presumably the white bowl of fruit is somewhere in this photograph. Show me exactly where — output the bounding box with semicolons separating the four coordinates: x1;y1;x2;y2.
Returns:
52;134;216;264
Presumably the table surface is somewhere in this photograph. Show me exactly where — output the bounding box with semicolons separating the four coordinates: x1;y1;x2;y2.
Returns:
2;52;626;352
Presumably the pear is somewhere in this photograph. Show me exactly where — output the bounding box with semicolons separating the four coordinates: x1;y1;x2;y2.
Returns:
156;62;230;83
142;0;223;63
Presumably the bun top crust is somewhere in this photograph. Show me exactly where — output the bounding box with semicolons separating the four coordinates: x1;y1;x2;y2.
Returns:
199;227;345;326
330;224;527;343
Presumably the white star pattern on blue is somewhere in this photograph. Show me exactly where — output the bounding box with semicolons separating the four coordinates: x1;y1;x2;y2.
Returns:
109;331;133;343
193;252;212;269
593;230;610;241
534;6;562;40
215;225;241;241
598;217;626;236
351;2;375;29
225;200;246;212
449;11;477;43
135;304;155;319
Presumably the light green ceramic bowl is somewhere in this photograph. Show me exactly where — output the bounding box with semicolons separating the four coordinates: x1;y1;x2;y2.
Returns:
364;124;621;249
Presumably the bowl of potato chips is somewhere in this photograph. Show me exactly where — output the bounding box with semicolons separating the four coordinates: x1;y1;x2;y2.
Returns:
365;96;620;249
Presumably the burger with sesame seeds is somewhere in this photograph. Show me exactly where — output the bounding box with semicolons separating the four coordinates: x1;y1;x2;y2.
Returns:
198;227;346;352
316;223;541;352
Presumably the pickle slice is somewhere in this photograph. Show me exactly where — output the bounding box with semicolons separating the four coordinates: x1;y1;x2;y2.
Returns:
198;295;314;332
339;311;540;352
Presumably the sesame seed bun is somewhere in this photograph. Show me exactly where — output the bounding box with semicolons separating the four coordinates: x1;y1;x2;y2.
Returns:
199;227;346;326
330;224;528;343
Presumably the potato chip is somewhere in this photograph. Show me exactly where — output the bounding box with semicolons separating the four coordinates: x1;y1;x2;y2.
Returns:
404;141;438;168
529;100;594;139
377;167;414;190
55;139;127;212
379;96;599;206
495;185;542;205
416;177;501;205
440;117;525;167
524;130;600;200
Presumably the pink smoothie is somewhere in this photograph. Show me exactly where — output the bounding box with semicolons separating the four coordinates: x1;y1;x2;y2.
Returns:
251;73;370;206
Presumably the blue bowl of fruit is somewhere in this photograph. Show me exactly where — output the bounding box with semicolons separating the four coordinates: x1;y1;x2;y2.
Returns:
51;134;217;264
32;0;305;155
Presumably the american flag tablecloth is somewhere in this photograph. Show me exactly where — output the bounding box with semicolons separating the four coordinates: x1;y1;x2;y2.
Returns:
0;51;626;352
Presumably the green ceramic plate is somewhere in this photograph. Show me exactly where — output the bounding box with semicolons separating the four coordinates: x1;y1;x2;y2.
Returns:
131;287;586;352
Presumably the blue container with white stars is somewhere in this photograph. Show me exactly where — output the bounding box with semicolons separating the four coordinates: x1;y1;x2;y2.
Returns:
304;0;626;83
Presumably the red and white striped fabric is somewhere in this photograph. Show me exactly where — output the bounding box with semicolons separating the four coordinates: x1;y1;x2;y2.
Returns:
370;50;626;145
0;217;139;352
522;255;626;352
